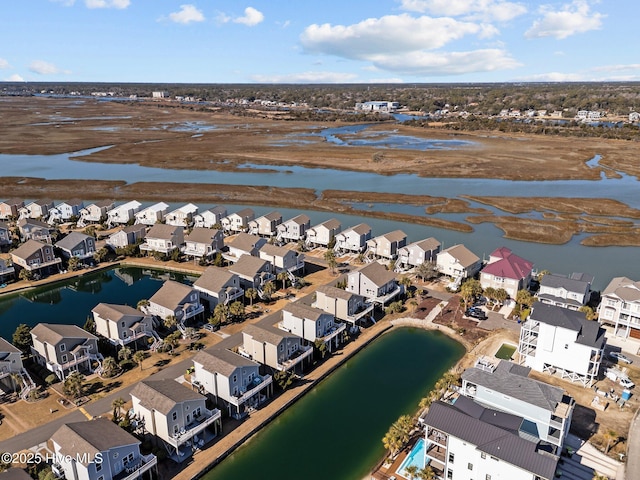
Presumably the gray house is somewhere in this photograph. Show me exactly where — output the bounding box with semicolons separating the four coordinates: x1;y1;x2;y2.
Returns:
11;239;62;276
0;337;25;392
226;232;267;261
145;280;204;324
0;221;11;247
281;302;345;351
106;224;147;250
228;255;275;293
334;223;372;253
17;218;53;243
313;284;373;325
139;224;185;255
259;243;305;276
240;321;312;372
347;262;401;305
51;417;157;480
130;379;221;460
55;232;96;260
538;272;593;311
192;346;273;419
30;323;102;380
221;208;255;233
92;303;157;348
193;266;244;308
461;358;574;451
194;206;228;229
248;211;282;237
276;214;311;243
183;228;224;260
397;237;441;269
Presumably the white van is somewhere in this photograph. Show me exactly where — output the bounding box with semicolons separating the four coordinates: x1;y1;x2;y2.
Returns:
606;367;635;388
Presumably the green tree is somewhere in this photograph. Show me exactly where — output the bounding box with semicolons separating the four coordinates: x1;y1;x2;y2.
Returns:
229;301;245;322
516;289;534;308
170;248;182;262
136;299;149;311
494;288;508;305
537;269;551;281
212;252;224;267
415;261;439;281
93;247;109;263
67;257;80;272
63;371;85;399
460;279;482;308
111;397;126;422
101;356;118;378
207;314;222;330
19;269;34;281
324;249;337;274
314;339;328;359
417;466;436;480
483;286;496;303
245;288;258;307
164;331;182;353
163;315;177;330
385;301;404;315
12;324;32;354
133;351;146;371
404;465;419;480
118;346;132;362
400;276;412;296
83;315;96;334
277;271;289;290
262;281;276;301
579;305;597;320
273;370;295;391
213;303;230;325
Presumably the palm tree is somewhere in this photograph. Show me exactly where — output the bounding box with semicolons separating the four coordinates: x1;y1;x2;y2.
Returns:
262;281;276;301
111;397;126;422
417;466;436;480
604;429;618;454
9;372;22;394
494;288;508;305
136;299;150;311
118;346;132;362
245;288;258;307
324;249;337;274
133;351;146;371
63;371;85;399
229;301;245;322
101;356;118;378
404;465;419;480
213;303;230;326
277;271;289;290
400;276;412;296
382;431;402;457
163;315;177;330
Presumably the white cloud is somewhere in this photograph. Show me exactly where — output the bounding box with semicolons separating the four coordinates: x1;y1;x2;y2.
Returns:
518;71;583;81
0;58;10;69
4;74;25;82
85;0;130;9
250;71;358;83
525;0;604;39
591;63;640;73
50;0;76;6
215;12;231;24
399;0;527;22
301;14;489;59
234;7;264;26
167;4;205;24
29;60;70;75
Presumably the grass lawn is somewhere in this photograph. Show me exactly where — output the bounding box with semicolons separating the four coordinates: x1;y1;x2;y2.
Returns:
495;343;517;360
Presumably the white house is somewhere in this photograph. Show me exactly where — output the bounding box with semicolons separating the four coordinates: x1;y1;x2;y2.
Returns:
258;243;305;276
0;198;24;219
193;266;244;308
280;302;345;351
598;276;640;339
365;230;407;260
30;323;101;380
518;302;606;387
139;224;185;255
436;244;482;279
130;379;221;460
334;223;371;253
106;224;147;250
134;202;169;225
48;199;84;224
422;398;559;480
221;208;255;233
107;201;142;226
538;272;593;311
347;262;401;305
145;280;204;324
51;417;157;480
306;219;341;248
0;337;25;393
192;346;273;419
461;358;574;450
397;237;441;269
248;211;282;237
228;255;275;293
313;284;373;325
225;233;267;261
240;321;313;372
18;199;54;220
183;228;224;260
166;203;199;227
78;200;114;225
194;206;227;229
276;214;311;243
92;303;156;348
479;247;533;298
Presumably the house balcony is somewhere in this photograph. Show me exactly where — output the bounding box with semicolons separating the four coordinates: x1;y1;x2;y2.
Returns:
223;287;245;304
371;284;402;305
140;242;178;255
319;323;346;344
54;353;92;373
114;453;157;480
182;245;210;258
167;408;222;449
426;428;448;449
346;303;375;323
25;257;62;271
117;329;153;346
285;260;305;273
278;345;314;371
518;343;537;357
230;374;273;406
0;363;18;380
425;438;447;465
181;304;205;321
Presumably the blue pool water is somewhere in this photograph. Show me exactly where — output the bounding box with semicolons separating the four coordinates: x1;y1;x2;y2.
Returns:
396;437;426;477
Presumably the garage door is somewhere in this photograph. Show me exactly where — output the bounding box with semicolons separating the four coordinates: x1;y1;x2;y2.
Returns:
629;327;640;340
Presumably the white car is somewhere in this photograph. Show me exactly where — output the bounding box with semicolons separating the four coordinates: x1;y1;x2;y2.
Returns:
609;351;633;364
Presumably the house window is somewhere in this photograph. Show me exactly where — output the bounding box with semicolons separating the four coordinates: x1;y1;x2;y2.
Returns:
447;470;453;479
96;462;102;472
61;355;68;363
123;453;134;466
60;344;66;352
468;463;473;470
486;475;491;480
121;321;125;327
448;453;455;463
233;374;237;383
481;453;486;459
172;412;177;421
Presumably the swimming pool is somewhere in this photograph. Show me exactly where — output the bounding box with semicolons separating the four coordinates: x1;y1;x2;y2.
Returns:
396;437;426;478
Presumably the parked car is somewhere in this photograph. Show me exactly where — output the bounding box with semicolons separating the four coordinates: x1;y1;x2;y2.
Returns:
465;308;487;320
609;351;633;364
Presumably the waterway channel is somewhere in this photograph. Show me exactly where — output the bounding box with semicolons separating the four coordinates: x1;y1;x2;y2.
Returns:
202;327;465;480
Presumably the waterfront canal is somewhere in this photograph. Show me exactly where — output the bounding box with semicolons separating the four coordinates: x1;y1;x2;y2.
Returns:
202;327;465;480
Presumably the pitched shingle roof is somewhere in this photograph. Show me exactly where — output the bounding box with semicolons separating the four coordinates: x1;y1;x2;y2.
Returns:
530;302;606;348
602;277;640;301
148;280;194;311
92;303;143;322
284;302;328;322
229;255;269;278
51;418;139;466
193;347;258;377
243;323;288;346
285;214;310;225
55;232;92;251
343;223;371;235
482;247;533;280
259;243;290;258
186;227;220;244
316;284;358;301
146;224;182;240
0;337;21;354
11;239;50;259
131;379;204;415
439;244;480;267
413;237;441;251
228;233;265;253
355;262;396;287
31;323;97;345
193;267;237;293
541;272;593;292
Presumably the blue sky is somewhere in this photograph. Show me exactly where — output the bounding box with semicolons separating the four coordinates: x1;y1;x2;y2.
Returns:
1;0;638;83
